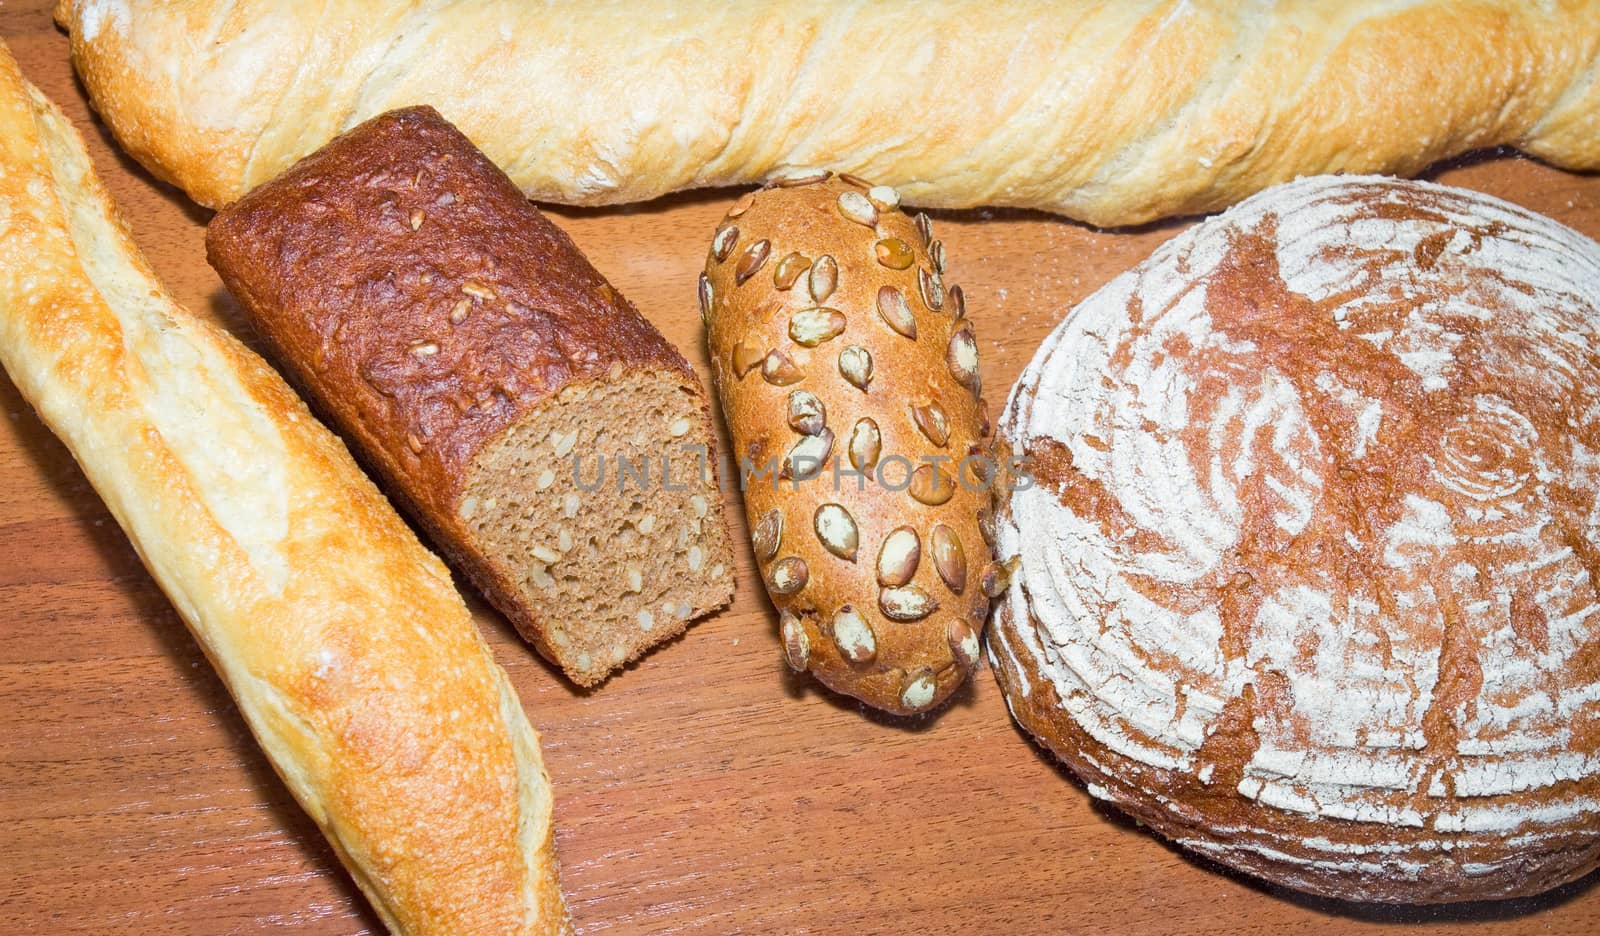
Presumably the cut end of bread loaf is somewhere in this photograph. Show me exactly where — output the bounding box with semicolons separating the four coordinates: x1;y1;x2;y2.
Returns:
459;370;733;685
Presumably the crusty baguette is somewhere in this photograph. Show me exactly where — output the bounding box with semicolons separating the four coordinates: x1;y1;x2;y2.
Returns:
53;0;1600;226
704;174;996;715
206;106;735;687
0;43;569;935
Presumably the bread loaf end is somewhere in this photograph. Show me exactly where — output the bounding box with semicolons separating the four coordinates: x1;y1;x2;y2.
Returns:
207;107;734;687
460;368;734;685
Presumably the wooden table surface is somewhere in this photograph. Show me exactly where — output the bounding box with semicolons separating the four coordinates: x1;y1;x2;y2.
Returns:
3;5;1598;934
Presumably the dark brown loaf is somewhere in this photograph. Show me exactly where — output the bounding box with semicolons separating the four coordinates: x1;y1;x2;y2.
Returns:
704;173;997;716
207;106;734;687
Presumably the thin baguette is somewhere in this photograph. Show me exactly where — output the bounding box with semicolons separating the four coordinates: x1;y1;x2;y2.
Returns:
0;43;568;935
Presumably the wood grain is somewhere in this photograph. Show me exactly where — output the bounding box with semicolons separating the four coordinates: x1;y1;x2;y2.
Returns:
1;4;1597;933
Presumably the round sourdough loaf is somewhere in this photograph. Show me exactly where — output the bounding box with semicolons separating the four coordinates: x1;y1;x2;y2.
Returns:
990;175;1600;903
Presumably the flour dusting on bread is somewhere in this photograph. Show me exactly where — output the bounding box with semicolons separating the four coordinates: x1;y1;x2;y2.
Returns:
993;175;1600;902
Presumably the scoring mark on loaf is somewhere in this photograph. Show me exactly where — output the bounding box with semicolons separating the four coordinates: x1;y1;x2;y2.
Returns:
128;316;294;590
995;175;1600;886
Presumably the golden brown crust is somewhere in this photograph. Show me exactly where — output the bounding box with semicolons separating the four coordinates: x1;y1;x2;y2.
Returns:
0;43;568;934
55;0;1600;224
704;175;995;715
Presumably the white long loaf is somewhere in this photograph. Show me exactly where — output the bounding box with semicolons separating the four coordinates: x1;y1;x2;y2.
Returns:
54;0;1600;225
0;42;568;934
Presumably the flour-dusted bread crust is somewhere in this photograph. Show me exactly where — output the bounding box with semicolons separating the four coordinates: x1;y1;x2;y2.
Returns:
704;174;997;715
208;107;734;687
54;0;1600;225
991;175;1600;902
0;45;568;933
